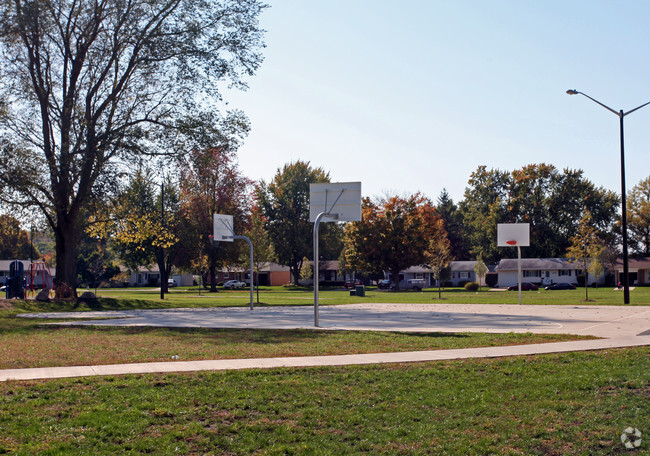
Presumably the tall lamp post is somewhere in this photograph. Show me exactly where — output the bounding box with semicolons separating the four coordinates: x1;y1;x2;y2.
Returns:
566;89;650;304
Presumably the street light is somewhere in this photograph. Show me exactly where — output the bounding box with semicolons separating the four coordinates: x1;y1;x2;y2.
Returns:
567;89;650;304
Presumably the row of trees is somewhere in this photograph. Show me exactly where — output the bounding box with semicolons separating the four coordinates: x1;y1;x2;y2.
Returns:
3;160;650;293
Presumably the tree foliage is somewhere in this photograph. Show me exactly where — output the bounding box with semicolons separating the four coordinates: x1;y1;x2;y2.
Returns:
88;169;180;293
178;147;251;291
0;214;39;259
567;212;605;301
436;189;468;260
256;161;330;283
627;176;650;256
343;193;448;290
460;164;619;264
0;0;266;291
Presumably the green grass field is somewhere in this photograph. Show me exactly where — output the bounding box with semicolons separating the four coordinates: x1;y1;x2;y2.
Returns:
0;347;647;455
32;284;650;310
1;288;647;454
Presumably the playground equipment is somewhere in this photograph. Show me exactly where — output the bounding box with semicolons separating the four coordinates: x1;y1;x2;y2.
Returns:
4;260;25;299
27;261;53;296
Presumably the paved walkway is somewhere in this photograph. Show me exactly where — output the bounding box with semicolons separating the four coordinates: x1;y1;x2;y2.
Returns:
2;304;649;381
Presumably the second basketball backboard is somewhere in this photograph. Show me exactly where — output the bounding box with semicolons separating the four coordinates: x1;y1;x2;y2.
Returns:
309;182;361;222
497;223;530;247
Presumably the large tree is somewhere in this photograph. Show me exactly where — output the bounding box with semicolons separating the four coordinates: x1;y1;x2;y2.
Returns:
0;0;265;293
256;161;330;283
88;169;181;295
178;146;251;292
627;176;650;256
459;164;619;264
343;193;448;290
436;188;468;260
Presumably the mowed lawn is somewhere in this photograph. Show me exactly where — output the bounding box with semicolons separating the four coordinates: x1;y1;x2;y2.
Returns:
0;348;647;455
78;283;650;307
1;289;647;454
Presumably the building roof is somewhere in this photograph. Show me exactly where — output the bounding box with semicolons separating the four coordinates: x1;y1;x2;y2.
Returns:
450;261;477;272
614;257;650;270
496;258;575;271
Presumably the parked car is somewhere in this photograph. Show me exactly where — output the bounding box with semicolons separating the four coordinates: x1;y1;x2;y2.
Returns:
344;280;363;289
391;278;426;291
507;282;539;291
167;278;177;287
377;279;392;289
223;280;247;289
544;283;576;290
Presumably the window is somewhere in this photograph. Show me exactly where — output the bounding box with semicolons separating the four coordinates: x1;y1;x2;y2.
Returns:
558;270;572;276
416;273;424;279
523;270;541;278
459;272;470;279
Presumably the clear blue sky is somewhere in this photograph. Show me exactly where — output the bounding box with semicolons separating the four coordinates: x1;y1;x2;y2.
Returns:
226;0;650;204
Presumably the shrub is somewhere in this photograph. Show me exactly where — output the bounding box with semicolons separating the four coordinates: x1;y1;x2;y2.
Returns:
464;281;479;291
458;280;470;288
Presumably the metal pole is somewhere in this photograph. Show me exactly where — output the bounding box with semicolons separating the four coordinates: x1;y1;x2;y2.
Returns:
160;182;165;300
313;213;324;327
567;90;650;304
517;246;522;305
313;212;336;326
233;235;254;310
619;112;631;304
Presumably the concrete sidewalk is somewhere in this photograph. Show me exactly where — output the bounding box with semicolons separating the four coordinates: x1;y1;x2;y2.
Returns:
3;303;649;381
1;336;648;382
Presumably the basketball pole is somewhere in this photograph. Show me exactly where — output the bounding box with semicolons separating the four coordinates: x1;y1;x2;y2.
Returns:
313;212;338;327
517;245;522;305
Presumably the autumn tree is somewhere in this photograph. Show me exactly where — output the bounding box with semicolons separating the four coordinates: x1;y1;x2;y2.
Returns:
256;161;331;283
426;232;453;299
0;0;266;293
460;164;618;263
343;193;448;290
178;147;251;292
240;203;276;302
627;176;650;255
473;258;488;289
88;169;181;295
567;212;605;301
0;214;39;260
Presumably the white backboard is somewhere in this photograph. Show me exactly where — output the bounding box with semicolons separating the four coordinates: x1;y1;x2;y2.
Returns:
213;214;234;242
309;182;362;222
497;223;530;247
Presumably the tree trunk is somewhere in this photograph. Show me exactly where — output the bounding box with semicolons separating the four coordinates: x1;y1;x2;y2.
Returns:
53;218;79;299
156;248;169;299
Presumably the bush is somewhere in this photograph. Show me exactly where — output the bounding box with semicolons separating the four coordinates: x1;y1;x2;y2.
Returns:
464;281;479;291
458;280;470;288
485;272;498;288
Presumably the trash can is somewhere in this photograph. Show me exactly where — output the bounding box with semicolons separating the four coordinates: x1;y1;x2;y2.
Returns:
355;285;365;297
349;290;356;296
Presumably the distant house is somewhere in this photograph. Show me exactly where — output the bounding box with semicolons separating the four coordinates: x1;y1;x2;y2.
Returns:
390;261;484;287
496;258;606;288
450;261;481;286
613;257;650;286
214;262;291;287
122;265;194;287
